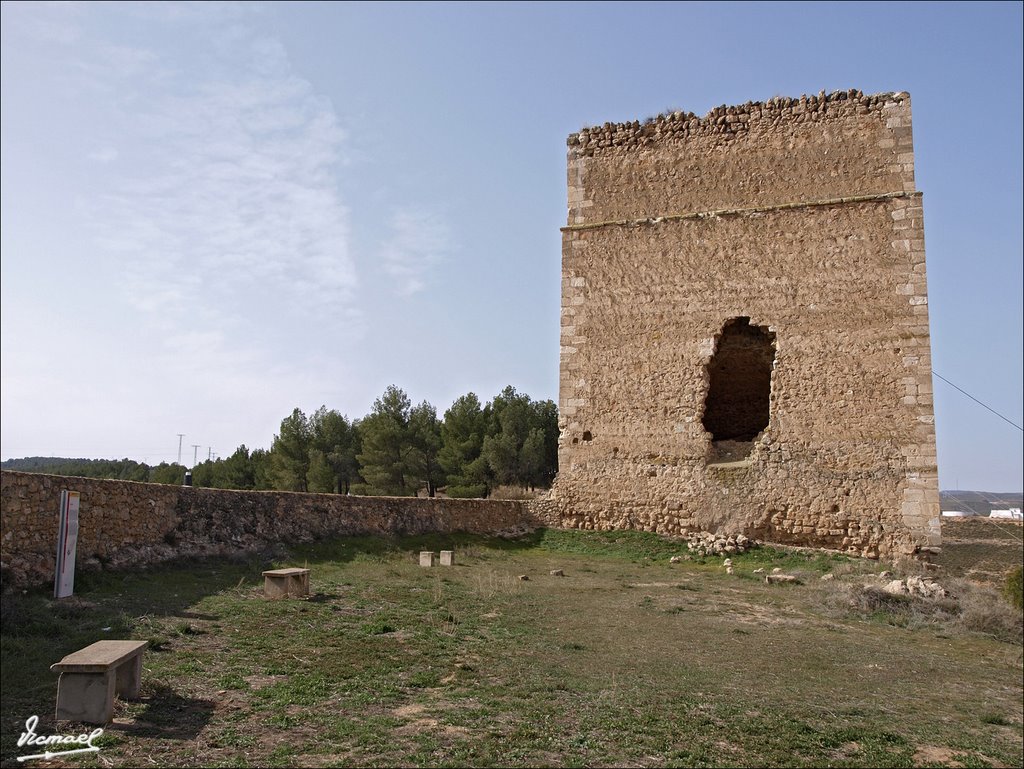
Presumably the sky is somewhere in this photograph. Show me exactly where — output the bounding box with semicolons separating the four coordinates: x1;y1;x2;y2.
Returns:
1;1;1021;491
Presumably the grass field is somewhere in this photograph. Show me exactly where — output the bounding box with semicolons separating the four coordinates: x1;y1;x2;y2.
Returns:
2;527;1021;768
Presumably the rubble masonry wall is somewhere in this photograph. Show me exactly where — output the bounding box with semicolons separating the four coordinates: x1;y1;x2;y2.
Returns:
1;471;533;587
537;90;940;559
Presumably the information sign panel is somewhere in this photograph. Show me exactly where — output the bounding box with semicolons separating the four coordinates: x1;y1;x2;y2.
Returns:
54;490;80;598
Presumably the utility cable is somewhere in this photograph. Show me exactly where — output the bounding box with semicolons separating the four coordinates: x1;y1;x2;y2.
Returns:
933;371;1022;432
976;514;1024;542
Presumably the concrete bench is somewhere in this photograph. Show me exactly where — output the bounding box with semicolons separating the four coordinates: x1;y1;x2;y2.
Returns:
51;640;147;724
262;567;311;599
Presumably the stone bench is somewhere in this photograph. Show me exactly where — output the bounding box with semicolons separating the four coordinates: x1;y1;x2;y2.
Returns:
262;567;311;599
51;640;147;724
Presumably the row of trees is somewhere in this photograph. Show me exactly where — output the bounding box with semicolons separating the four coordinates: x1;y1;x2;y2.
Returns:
266;385;558;497
5;386;560;497
0;456;156;481
14;385;556;497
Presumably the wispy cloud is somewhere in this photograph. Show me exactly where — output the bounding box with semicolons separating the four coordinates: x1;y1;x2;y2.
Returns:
380;209;451;296
87;147;118;163
3;3;456;459
2;4;367;458
83;28;357;330
2;1;85;46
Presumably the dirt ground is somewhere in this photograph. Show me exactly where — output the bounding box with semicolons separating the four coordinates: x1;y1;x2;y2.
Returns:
934;517;1023;585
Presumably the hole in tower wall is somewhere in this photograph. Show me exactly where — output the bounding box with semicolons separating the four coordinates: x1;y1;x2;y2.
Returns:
702;317;776;462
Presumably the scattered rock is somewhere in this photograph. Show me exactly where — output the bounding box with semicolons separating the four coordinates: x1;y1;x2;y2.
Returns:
820;573;835;581
517;574;529;581
685;531;758;557
765;574;798;584
669;555;683;564
881;575;948;599
550;569;565;577
772;567;783;574
883;579;909;595
752;568;765;574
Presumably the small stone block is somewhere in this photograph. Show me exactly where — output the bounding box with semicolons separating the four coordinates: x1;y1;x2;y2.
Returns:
765;574;798;584
517;574;529;581
262;568;311;599
439;550;455;566
420;551;437;568
550;569;564;577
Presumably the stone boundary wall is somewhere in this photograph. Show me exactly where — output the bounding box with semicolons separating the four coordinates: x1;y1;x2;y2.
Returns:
0;471;534;588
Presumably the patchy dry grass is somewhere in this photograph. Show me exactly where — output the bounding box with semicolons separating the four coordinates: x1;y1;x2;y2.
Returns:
813;577;1023;645
1;529;1021;768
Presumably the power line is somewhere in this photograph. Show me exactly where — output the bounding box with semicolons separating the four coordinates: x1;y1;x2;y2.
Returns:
972;514;1024;542
933;371;1023;432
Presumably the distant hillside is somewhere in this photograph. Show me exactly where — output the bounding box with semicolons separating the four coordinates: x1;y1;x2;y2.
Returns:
941;490;1023;515
2;456;93;471
2;456;158;482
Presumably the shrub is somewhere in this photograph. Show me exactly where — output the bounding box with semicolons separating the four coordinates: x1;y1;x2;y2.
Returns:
446;484;488;499
490;485;541;500
817;579;1022;645
953;577;1023;645
1005;565;1023;611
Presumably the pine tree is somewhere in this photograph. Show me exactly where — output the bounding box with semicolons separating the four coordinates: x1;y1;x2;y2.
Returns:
439;392;491;495
271;408;313;491
309;406;358;493
357;386;414;495
409;401;444;497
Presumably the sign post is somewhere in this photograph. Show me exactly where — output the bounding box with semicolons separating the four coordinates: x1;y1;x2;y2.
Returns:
54;490;80;599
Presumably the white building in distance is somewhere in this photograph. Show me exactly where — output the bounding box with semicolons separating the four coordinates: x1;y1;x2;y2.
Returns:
990;508;1023;520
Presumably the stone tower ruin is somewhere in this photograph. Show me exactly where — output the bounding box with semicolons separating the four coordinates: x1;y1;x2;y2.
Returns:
542;90;940;559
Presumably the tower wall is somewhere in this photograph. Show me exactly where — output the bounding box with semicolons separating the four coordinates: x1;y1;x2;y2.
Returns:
543;90;940;559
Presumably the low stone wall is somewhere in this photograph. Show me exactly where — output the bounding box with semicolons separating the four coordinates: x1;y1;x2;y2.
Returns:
0;471;534;588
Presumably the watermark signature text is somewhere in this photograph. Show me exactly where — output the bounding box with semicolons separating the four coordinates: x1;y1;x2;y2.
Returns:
16;715;103;762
